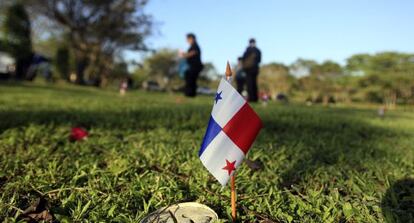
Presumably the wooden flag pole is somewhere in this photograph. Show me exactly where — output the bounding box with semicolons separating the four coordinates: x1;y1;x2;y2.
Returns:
225;61;237;222
231;173;237;221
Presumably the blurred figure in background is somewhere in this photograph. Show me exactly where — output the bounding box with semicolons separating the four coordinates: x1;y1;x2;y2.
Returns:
260;91;270;106
378;105;386;118
235;57;246;95
180;33;203;97
119;78;128;96
242;38;261;102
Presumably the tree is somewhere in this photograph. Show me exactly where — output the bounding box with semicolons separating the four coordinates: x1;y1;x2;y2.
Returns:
0;39;5;51
317;60;342;77
345;53;371;75
200;62;219;81
346;52;414;105
297;75;325;102
198;62;219;89
293;60;344;104
259;63;296;96
29;0;153;85
289;58;318;77
55;46;70;80
133;49;179;90
2;3;33;79
347;52;414;75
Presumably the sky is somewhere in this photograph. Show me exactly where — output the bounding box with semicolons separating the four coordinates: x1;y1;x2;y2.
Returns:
127;0;414;72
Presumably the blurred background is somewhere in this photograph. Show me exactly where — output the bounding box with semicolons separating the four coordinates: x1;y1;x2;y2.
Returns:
0;0;413;106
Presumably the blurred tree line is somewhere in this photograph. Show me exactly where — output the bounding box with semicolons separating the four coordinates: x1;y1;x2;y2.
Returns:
132;48;219;91
135;50;413;106
0;0;152;86
260;53;414;105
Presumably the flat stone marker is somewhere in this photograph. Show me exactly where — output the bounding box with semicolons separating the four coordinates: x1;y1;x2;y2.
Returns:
140;202;218;223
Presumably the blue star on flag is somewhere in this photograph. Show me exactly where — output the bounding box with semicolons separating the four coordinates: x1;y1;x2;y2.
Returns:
215;91;223;104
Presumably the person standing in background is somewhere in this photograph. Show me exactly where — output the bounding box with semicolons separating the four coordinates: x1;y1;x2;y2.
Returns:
180;33;203;97
235;57;246;95
242;38;261;102
119;78;128;96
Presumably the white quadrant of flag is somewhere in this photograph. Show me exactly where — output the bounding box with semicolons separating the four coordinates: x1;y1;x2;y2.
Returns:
199;78;262;186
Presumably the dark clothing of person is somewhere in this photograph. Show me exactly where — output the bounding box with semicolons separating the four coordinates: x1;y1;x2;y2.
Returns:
186;43;203;69
235;69;246;94
242;46;261;102
236;77;246;94
185;43;203;97
245;71;258;101
184;67;203;97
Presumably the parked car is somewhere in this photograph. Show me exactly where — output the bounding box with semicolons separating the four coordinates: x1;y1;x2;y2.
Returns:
0;52;15;79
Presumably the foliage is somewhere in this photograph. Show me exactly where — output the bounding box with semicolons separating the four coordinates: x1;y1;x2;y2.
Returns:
347;52;414;74
112;61;129;79
259;63;295;96
55;46;70;80
145;49;177;79
200;62;219;81
348;52;414;104
199;62;220;89
0;83;413;222
260;52;414;105
313;60;342;77
0;39;5;51
132;49;219;91
28;0;153;84
2;3;32;60
2;3;33;79
289;58;318;77
132;48;179;90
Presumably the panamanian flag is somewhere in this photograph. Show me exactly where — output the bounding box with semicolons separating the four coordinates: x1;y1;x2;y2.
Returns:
199;77;262;186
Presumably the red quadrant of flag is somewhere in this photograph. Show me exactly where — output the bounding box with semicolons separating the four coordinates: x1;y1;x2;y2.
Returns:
222;103;262;154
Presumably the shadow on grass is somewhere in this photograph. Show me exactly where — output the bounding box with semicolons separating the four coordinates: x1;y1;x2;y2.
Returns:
0;105;211;133
258;107;394;188
1;105;395;186
381;178;414;223
0;81;101;96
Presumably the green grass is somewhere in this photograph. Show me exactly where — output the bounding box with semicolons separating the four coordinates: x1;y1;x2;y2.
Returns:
1;82;413;222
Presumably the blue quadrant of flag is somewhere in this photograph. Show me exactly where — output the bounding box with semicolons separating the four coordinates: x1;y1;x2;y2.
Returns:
199;116;221;156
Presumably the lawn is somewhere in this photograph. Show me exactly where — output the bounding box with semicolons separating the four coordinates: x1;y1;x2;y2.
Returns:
0;82;413;222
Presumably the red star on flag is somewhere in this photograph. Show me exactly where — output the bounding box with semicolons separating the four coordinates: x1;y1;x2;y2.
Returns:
222;159;236;175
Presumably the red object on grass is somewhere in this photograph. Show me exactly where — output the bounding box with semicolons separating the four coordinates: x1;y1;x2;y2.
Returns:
70;127;88;141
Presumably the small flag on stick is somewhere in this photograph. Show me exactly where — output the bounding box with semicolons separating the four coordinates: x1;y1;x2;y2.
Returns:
199;62;262;185
199;62;262;221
